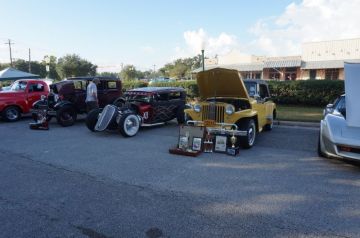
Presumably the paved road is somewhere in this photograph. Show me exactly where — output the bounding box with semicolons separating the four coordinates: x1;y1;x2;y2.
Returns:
0;118;359;237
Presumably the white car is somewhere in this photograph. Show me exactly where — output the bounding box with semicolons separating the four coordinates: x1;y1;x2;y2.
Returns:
318;95;360;161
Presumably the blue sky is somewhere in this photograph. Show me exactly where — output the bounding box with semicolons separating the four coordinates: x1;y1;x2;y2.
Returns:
1;0;359;72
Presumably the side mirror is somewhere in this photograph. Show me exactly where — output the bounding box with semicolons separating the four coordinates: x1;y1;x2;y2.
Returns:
323;104;334;116
326;104;334;109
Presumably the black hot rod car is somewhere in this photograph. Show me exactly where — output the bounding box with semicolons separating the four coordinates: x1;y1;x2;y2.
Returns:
86;87;186;137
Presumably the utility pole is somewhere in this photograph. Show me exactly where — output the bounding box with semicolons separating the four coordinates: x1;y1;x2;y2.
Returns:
5;39;14;67
28;48;31;73
153;64;156;73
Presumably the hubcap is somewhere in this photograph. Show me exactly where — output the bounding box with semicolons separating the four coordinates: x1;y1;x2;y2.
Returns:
6;108;19;120
248;125;255;145
124;116;139;136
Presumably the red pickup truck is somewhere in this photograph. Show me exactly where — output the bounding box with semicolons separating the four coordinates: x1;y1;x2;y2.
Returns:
0;79;50;121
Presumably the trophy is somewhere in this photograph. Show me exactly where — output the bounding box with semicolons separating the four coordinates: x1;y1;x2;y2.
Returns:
230;133;237;148
226;130;239;156
203;131;214;153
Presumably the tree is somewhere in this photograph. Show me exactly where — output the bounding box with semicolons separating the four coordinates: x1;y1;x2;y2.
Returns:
56;54;97;79
120;65;141;81
97;72;119;78
159;55;202;80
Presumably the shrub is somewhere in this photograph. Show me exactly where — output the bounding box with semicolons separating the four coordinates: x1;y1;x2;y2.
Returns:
122;80;148;92
268;80;344;106
123;79;344;106
149;80;199;98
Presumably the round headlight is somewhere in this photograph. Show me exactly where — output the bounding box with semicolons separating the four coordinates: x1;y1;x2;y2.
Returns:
194;104;201;113
225;105;235;115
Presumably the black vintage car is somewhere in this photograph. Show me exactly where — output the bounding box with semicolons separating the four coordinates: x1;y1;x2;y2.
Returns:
86;87;187;137
32;76;123;127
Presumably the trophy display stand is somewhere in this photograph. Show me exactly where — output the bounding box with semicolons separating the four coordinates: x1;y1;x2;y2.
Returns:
169;124;240;157
169;125;205;157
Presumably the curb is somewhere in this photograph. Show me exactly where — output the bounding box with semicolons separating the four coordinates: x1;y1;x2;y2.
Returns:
274;120;319;128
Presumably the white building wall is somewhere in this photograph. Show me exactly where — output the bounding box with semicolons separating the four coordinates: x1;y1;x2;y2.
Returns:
302;38;360;61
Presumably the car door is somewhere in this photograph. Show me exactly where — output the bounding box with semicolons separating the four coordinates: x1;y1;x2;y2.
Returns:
104;80;121;104
252;84;269;128
152;92;175;123
26;82;47;112
96;81;108;108
73;80;87;112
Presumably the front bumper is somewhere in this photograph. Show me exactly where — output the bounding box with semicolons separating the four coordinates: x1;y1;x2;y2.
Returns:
187;120;247;136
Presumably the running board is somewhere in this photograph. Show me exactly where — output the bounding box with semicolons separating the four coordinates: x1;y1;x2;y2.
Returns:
141;122;165;127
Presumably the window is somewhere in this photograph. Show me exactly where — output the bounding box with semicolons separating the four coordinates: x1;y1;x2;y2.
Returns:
259;85;269;98
269;68;281;80
309;70;316;80
325;69;339;80
107;81;117;89
269;73;280;80
29;83;44;92
285;73;296;81
244;82;257;97
10;81;27;91
285;68;297;80
155;93;169;101
73;81;85;90
169;92;181;100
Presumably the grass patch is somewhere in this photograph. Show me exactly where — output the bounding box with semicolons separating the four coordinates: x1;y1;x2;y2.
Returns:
276;105;323;122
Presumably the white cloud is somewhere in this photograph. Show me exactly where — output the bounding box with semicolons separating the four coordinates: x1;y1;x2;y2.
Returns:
140;46;155;54
249;0;360;56
174;28;240;59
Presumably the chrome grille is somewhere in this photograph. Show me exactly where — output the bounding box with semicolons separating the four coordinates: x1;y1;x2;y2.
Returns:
95;105;117;131
201;104;225;123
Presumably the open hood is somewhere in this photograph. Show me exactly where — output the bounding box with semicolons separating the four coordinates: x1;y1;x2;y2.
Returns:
197;68;249;99
344;63;360;127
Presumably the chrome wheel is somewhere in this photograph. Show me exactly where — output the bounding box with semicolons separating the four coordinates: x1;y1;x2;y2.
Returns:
123;114;140;136
248;124;256;146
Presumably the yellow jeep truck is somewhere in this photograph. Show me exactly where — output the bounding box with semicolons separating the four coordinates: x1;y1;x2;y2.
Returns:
184;68;276;148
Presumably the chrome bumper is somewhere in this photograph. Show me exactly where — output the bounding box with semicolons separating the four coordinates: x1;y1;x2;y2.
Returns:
186;120;247;136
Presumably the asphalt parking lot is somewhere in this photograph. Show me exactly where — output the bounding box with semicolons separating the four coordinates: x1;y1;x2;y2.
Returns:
1;118;360;238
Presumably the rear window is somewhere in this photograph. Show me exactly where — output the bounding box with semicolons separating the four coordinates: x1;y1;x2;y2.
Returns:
73;81;86;90
169;92;182;100
107;81;117;89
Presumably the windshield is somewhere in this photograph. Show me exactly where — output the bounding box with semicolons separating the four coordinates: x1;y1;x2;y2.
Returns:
244;82;256;97
10;81;28;91
335;96;346;113
125;93;152;103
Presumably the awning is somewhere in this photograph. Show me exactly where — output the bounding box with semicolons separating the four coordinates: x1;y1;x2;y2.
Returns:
264;59;302;68
0;67;40;81
192;63;263;73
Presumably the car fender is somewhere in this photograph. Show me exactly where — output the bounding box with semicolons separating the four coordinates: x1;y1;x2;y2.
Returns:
113;97;126;104
321;114;346;156
32;99;49;109
54;101;74;111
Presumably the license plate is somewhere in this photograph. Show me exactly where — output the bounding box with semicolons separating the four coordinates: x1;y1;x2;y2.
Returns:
204;120;216;127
